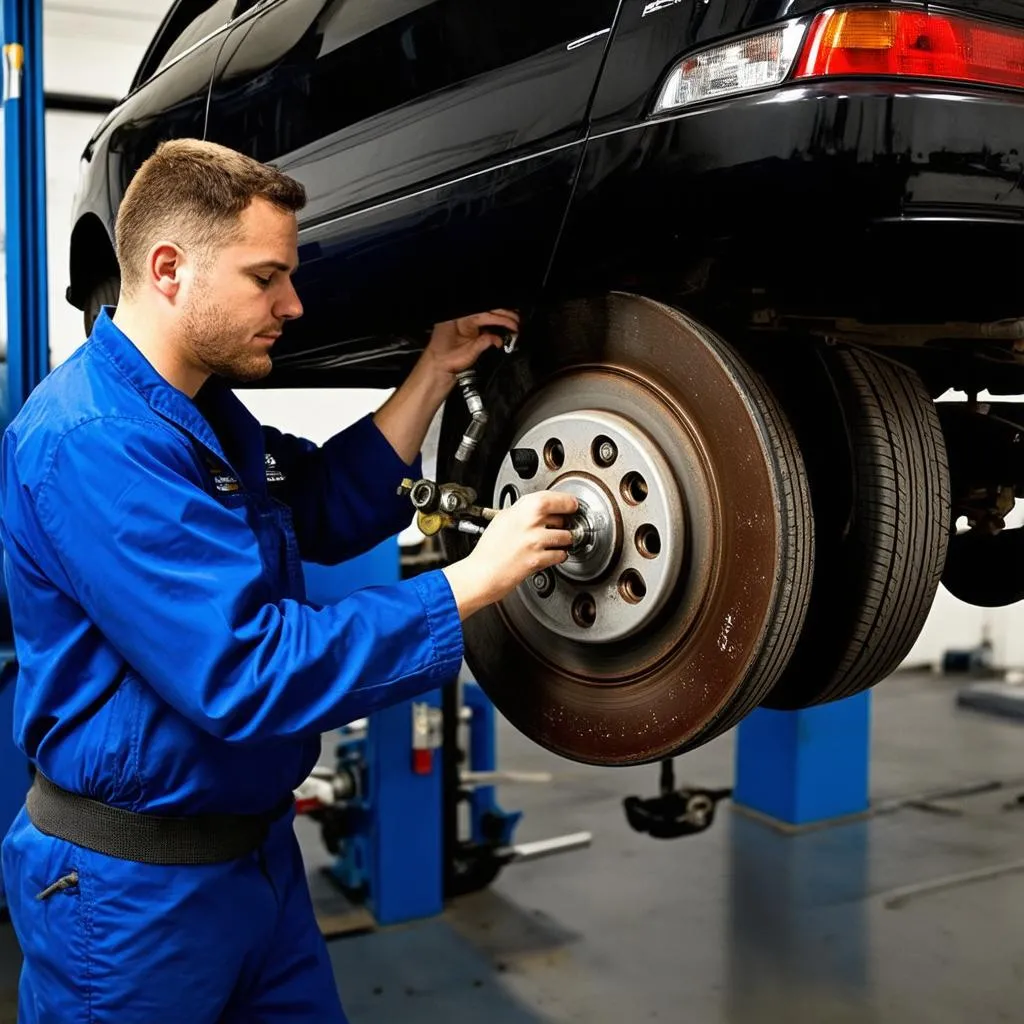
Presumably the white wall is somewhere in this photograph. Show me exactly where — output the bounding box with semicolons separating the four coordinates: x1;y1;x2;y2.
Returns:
24;2;1024;670
42;1;168;360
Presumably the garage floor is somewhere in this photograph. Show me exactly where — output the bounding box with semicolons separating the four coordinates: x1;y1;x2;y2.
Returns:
2;670;1024;1023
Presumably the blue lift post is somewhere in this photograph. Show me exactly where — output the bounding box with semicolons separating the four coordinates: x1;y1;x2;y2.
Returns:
304;543;446;926
462;681;521;849
0;0;48;906
3;0;48;411
733;692;871;827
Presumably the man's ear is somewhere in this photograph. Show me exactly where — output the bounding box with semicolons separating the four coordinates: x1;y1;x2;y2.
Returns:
148;242;185;300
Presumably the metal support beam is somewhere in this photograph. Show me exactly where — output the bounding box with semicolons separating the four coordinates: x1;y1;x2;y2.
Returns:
44;91;117;115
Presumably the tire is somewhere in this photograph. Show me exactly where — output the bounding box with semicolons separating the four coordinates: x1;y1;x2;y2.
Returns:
760;345;950;709
437;293;814;766
84;274;121;336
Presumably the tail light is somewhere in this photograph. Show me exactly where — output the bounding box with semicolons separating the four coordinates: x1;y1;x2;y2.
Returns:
795;7;1024;88
653;5;1024;114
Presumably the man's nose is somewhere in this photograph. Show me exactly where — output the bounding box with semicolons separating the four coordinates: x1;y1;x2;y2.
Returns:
276;280;303;321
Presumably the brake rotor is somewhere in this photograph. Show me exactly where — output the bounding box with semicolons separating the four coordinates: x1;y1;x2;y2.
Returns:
439;293;814;766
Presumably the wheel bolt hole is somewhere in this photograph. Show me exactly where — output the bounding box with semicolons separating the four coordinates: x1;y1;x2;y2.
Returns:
635;525;661;559
620;472;648;506
571;594;597;629
531;570;555;598
544;439;565;471
618;570;647;604
592;435;618;468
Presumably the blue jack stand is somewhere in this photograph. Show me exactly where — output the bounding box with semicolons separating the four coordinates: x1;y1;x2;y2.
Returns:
733;692;871;829
328;691;445;926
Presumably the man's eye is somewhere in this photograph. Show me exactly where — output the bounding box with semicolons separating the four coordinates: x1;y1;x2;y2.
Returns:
254;275;272;288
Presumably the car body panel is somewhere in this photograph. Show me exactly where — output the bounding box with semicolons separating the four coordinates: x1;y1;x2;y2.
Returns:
544;0;1024;342
550;80;1024;328
202;0;619;381
69;0;620;384
67;0;1024;389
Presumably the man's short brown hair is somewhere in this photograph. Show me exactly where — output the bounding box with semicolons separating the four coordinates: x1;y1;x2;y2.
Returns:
114;138;306;296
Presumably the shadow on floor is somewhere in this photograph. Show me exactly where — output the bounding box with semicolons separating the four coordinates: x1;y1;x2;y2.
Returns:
329;892;577;1024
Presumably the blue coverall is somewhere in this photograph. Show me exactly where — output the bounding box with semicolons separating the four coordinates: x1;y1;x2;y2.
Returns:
0;309;465;1022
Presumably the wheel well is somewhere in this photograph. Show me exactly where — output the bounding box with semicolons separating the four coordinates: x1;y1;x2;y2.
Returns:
68;214;118;311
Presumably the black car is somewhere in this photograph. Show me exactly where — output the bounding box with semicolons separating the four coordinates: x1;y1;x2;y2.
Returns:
68;0;1024;766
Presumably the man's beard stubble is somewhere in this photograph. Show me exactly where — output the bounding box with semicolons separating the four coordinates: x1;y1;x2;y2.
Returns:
180;284;275;384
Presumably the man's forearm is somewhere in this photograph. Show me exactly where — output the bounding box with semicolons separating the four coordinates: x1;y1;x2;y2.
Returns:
373;355;454;465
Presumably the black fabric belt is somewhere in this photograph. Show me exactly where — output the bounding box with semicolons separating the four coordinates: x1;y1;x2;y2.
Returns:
26;772;293;866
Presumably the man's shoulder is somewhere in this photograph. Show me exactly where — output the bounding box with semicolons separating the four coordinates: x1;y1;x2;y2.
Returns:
4;342;174;489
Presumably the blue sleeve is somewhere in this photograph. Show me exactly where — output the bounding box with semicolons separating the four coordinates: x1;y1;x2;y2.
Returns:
263;414;419;565
29;416;463;743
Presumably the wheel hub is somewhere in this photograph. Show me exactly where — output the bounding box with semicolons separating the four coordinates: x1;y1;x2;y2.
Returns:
493;409;685;645
553;474;618;582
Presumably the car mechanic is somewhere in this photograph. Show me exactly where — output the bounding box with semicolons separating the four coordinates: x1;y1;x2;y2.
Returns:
0;138;579;1023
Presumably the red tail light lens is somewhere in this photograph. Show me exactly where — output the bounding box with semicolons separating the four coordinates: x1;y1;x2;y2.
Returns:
794;7;1024;89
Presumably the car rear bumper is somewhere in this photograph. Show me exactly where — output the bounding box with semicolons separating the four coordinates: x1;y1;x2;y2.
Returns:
557;80;1024;323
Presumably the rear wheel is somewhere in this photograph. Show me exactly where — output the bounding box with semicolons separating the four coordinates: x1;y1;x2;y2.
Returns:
84;274;120;336
758;345;950;709
438;293;814;766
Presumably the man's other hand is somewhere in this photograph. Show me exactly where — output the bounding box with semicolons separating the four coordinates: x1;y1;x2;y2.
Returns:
425;309;520;377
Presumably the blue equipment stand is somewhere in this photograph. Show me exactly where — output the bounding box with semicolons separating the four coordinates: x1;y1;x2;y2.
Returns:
0;0;48;907
733;692;871;828
462;681;521;850
304;541;446;926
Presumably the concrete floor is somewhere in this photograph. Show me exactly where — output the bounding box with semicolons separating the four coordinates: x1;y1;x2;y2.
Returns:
3;669;1024;1022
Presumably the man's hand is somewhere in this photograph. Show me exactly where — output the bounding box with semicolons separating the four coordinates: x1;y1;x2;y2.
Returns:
442;491;578;621
372;309;521;465
423;309;520;378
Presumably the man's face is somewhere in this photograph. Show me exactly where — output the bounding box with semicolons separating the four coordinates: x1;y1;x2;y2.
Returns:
180;197;303;383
